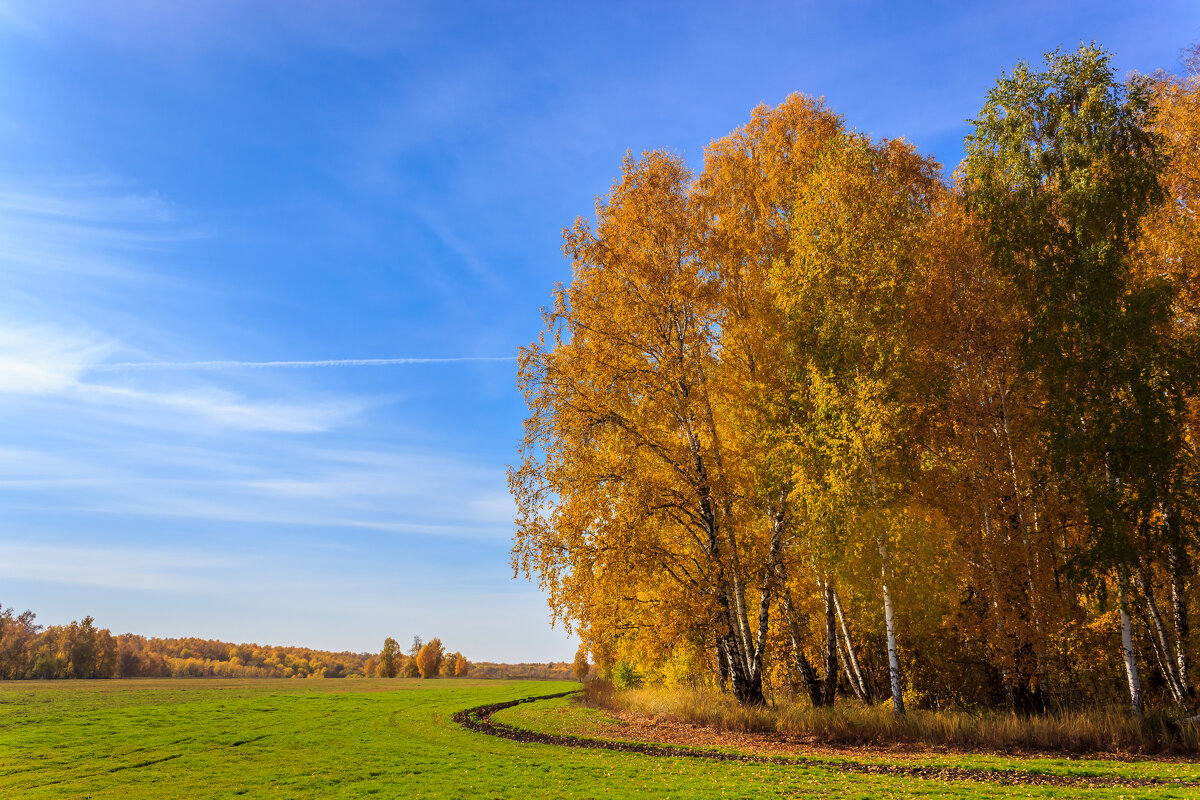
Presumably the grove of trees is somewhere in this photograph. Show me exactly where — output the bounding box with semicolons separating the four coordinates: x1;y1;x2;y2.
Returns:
373;635;470;678
0;607;485;682
511;44;1200;714
0;606;371;679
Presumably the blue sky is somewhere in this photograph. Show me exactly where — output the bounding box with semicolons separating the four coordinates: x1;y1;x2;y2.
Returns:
0;1;1196;661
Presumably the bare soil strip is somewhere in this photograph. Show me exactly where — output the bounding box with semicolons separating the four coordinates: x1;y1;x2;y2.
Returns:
452;692;1200;789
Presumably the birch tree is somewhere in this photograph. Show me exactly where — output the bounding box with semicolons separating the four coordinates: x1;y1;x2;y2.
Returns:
774;132;944;713
698;94;847;705
964;44;1175;715
511;151;774;704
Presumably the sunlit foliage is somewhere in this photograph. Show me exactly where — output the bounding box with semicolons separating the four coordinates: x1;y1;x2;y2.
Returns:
513;43;1200;714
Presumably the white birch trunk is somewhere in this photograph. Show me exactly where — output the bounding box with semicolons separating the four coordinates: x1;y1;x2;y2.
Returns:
879;534;904;714
865;450;903;715
834;590;871;702
1118;569;1144;717
1136;569;1186;704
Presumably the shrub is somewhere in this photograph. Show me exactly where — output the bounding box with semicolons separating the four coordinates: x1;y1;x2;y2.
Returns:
613;661;644;690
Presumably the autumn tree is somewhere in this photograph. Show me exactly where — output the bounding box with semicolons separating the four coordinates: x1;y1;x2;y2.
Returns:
516;97;999;712
1130;44;1200;703
512;45;1198;715
379;637;399;678
416;638;445;679
512;149;784;704
964;44;1181;715
454;653;469;677
699;96;848;707
0;606;40;679
916;189;1065;711
771;127;948;714
572;646;590;682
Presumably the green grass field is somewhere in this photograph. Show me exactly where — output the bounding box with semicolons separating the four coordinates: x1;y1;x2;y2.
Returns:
1;678;1197;798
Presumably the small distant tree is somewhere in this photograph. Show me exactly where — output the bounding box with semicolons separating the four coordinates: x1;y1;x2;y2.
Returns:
572;646;589;682
402;659;419;678
416;638;445;679
454;653;469;677
68;617;99;679
379;637;399;678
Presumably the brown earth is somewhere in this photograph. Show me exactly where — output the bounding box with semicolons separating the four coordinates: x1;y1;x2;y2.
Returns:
453;691;1200;790
601;707;1199;763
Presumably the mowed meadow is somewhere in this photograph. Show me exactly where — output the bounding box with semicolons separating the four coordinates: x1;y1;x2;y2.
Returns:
1;679;1198;799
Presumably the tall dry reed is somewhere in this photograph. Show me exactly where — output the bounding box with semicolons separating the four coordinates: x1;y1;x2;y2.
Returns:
586;685;1200;755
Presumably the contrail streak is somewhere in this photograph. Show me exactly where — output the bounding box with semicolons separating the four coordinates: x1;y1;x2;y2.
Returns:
91;356;517;371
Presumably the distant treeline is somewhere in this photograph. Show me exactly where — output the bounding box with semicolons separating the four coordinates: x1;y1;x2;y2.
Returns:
469;662;575;681
0;607;372;679
0;607;561;681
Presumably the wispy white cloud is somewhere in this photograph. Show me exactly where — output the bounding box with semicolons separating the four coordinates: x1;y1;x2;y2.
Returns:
0;175;513;435
78;382;362;433
0;324;113;393
0;322;365;432
0;179;196;284
0;440;515;540
0;172;382;435
0;541;235;592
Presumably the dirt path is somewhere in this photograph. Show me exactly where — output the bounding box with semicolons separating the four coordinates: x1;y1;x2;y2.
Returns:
452;691;1200;790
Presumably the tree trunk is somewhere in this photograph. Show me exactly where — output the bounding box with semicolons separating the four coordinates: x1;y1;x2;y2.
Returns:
1137;601;1178;706
1167;536;1190;695
1136;568;1186;704
880;534;904;714
983;508;1017;713
728;563;755;681
706;526;765;706
998;386;1050;701
749;512;781;689
834;636;861;702
821;580;837;706
715;575;766;706
1025;504;1052;709
718;627;764;705
833;590;871;703
715;635;729;689
865;452;903;714
683;412;765;707
716;504;782;707
1118;569;1144;717
774;526;823;706
781;590;823;705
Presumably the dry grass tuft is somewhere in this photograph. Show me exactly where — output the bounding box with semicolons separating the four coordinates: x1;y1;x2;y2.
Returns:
586;685;1200;755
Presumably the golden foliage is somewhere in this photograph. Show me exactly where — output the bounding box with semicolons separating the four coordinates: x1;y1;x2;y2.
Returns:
514;45;1200;714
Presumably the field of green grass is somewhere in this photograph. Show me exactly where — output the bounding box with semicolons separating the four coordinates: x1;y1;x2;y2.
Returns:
1;678;1197;798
